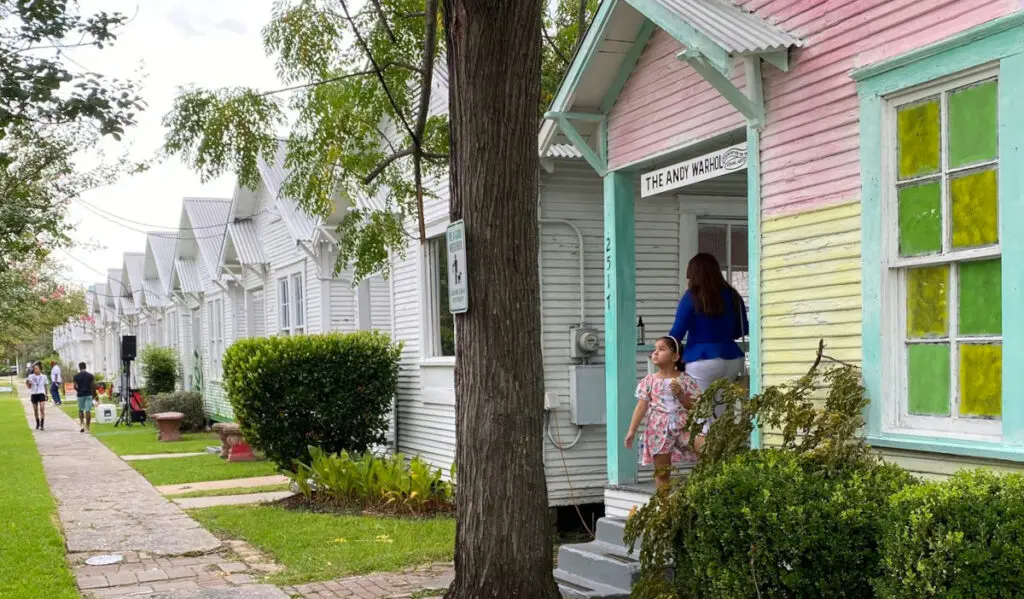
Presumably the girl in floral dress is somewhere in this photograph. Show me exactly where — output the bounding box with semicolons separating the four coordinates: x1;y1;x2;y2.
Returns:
624;336;701;490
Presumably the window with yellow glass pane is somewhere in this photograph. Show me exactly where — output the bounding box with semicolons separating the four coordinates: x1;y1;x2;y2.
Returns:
892;73;1001;434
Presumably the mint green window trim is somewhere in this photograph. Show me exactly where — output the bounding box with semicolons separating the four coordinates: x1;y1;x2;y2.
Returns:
857;12;1024;462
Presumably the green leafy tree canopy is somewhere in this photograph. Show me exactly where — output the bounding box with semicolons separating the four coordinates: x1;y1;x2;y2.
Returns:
163;0;595;282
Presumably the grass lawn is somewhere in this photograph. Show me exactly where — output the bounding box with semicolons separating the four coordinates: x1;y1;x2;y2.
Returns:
0;393;79;598
58;403;220;455
190;505;454;585
131;454;280;486
166;483;292;499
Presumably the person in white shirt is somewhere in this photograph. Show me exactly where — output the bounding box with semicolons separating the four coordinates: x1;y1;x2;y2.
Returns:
25;363;48;430
49;361;63;406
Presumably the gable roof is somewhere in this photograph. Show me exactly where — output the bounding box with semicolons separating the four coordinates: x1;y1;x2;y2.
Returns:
256;143;323;244
181;197;232;282
538;0;801;157
171;259;203;295
143;231;178;298
105;269;123;310
223;219;266;267
121;252;146;307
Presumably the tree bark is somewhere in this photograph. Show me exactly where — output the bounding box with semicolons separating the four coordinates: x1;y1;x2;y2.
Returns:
442;1;558;599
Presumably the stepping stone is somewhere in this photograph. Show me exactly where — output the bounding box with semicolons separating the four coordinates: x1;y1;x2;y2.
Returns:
172;491;294;509
123;452;207;461
156;475;289;496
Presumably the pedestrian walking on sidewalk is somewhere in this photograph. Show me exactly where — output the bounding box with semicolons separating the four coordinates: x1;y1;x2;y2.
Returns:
49;360;63;405
26;363;48;430
73;362;96;433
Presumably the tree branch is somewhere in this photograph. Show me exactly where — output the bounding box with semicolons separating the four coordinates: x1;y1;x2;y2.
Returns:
336;0;419;152
362;147;415;185
411;0;441;243
576;0;587;53
542;25;570;66
369;0;397;43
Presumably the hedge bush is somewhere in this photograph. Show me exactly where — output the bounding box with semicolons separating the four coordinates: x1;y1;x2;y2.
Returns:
876;469;1024;599
223;331;401;469
147;391;205;432
677;450;913;599
140;345;178;396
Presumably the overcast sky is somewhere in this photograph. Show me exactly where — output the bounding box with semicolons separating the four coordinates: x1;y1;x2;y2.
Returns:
61;1;283;286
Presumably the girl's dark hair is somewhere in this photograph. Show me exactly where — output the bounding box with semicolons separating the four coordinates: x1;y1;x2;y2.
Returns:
686;252;733;316
657;336;686;372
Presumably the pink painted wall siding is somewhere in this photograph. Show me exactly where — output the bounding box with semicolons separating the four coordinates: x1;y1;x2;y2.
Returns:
606;29;746;170
743;0;1012;217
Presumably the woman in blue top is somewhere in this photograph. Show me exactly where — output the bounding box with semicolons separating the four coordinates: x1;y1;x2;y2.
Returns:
669;253;749;428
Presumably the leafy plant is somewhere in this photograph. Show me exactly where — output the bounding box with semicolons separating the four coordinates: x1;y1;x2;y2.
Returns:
876;469;1024;599
140;345;178;396
223;331;401;469
284;446;455;515
625;343;915;599
147;391;205;432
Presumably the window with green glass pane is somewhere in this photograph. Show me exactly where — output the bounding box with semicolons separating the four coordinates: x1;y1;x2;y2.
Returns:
898;181;941;256
890;73;1003;433
948;80;998;168
896;98;940;180
960;343;1002;418
906;265;948;338
959;259;1001;336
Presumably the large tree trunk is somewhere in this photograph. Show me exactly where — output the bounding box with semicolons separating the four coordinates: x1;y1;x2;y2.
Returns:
442;1;558;598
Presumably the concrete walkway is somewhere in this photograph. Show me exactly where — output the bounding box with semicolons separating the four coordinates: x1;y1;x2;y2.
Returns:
157;475;290;496
21;391;221;556
173;492;294;509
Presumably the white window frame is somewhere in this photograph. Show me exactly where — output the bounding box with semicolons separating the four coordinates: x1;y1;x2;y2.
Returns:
881;65;1002;441
422;233;456;361
290;272;305;334
208;298;225;379
696;217;750;306
278;277;290;335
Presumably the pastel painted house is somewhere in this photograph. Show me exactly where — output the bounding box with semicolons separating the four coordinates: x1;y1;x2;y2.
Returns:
381;64;730;507
543;0;1024;595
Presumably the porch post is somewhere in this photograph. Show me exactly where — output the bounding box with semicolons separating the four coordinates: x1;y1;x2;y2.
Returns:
604;170;638;486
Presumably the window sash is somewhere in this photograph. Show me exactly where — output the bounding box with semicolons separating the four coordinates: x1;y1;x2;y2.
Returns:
278;278;290;331
291;273;304;329
883;66;1003;439
426;237;455;358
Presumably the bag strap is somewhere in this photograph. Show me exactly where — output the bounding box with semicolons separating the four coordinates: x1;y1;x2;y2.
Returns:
733;289;748;377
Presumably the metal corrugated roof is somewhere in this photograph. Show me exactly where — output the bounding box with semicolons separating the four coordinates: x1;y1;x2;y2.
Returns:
545;144;584;159
182;198;232;280
173;259;203;294
651;0;802;54
122;252;145;303
145;231;178;293
105;269;122;308
227;220;266;265
120;295;138;315
256;142;326;242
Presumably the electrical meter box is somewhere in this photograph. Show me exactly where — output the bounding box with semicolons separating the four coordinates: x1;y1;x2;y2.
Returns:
569;365;605;426
569;326;600;360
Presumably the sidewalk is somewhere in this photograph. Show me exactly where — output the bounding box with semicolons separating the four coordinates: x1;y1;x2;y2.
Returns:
18;388;287;598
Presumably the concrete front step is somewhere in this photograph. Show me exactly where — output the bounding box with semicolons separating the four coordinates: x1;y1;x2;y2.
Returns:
557;540;642;591
595;517;642;553
554;569;629;599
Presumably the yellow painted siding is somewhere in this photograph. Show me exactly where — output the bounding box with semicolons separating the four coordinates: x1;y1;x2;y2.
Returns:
760;201;862;387
759;201;1024;478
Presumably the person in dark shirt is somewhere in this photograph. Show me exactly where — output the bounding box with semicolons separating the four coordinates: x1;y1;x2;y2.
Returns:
73;362;96;433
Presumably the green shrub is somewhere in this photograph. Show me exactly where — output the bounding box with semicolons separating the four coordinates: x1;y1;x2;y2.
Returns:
286;447;455;515
223;331;401;469
674;450;913;598
147;391;205;432
140;345;178;396
626;349;914;599
876;469;1024;599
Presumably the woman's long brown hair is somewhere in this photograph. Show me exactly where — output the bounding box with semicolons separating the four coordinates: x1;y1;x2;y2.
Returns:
686;252;731;316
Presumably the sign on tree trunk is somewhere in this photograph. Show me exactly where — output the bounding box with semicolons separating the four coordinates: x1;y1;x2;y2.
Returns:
446;220;468;314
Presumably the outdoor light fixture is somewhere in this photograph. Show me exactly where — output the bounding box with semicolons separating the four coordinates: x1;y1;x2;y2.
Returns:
637;316;645;346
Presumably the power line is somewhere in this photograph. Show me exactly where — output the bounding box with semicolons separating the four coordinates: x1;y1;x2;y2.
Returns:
75;200;232;241
75;196;266;232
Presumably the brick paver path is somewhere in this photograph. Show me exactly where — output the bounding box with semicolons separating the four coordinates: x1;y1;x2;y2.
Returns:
282;563;454;598
20;389;454;598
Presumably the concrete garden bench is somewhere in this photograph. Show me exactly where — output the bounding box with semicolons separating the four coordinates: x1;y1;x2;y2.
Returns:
152;412;184;442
